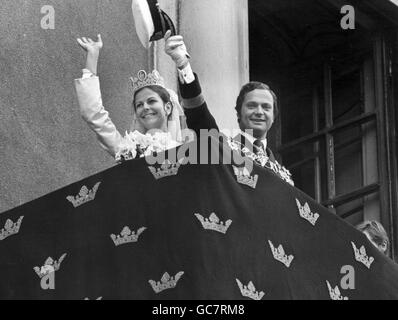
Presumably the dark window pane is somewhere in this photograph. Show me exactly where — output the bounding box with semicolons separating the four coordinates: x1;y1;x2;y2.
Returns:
334;127;363;197
335;192;380;228
282;139;326;200
332;68;363;124
336;199;364;225
318;85;326;130
281;91;314;144
290;160;316;199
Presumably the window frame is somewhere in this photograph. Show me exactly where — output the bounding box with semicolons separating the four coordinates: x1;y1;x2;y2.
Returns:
276;32;398;258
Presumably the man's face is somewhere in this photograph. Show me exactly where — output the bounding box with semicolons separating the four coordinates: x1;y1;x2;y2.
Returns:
238;89;275;139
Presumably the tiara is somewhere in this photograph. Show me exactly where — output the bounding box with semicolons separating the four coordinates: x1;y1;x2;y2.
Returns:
130;70;165;95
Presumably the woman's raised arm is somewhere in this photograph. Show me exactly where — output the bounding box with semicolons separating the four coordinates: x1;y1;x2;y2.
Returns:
76;34;103;75
74;34;124;157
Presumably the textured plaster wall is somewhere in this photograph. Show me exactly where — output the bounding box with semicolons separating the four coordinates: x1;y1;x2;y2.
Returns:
178;0;249;134
156;0;249;134
0;0;249;213
0;0;148;213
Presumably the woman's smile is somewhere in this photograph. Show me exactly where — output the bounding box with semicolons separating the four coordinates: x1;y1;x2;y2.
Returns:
141;111;157;119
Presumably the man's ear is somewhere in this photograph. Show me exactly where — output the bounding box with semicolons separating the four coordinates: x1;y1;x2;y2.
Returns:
236;111;241;122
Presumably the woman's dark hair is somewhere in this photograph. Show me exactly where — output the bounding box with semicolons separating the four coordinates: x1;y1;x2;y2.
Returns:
235;82;278;120
356;220;390;254
133;85;172;109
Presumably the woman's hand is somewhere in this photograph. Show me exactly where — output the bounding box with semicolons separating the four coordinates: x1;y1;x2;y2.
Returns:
77;34;103;75
77;34;103;56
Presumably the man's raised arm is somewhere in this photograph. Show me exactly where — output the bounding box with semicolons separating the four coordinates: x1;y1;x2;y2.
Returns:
164;30;218;135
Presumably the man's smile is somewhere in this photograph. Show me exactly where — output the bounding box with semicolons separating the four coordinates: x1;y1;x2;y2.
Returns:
249;118;266;123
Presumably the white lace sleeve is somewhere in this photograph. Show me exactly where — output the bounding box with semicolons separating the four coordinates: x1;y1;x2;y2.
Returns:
74;74;124;157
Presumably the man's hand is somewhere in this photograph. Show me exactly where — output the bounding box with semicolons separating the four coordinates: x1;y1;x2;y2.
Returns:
77;34;103;56
164;30;190;69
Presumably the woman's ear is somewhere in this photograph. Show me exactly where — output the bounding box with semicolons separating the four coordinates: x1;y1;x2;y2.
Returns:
164;102;172;116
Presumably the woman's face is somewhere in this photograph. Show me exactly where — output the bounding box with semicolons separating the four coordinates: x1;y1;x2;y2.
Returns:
134;88;171;132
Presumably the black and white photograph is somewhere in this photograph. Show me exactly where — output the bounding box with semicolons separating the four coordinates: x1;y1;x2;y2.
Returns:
0;0;398;302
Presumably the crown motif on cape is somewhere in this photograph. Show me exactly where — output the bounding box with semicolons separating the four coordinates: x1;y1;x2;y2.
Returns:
268;240;294;268
233;166;258;189
110;226;146;247
84;297;102;300
148;159;182;180
295;199;319;226
195;213;232;234
130;70;165;95
66;182;101;208
149;271;184;294
236;279;265;300
326;281;349;300
0;216;24;241
351;241;374;269
33;253;67;279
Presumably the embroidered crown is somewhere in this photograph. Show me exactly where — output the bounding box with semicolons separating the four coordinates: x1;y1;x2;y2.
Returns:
148;160;182;180
33;253;67;278
110;226;146;247
351;242;374;269
236;279;265;300
66;182;101;208
326;281;349;300
195;213;232;234
148;271;184;294
295;199;319;226
0;216;24;241
131;70;165;96
268;240;294;268
233;166;258;189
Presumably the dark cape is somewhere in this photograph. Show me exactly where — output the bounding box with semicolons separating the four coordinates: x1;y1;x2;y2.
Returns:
1;136;398;300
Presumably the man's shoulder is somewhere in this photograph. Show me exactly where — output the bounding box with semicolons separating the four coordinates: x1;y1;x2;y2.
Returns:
266;147;276;163
232;133;252;146
232;133;276;162
229;133;294;185
232;133;245;142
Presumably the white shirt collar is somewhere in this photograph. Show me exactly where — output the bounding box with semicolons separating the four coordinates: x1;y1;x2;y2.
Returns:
240;131;267;151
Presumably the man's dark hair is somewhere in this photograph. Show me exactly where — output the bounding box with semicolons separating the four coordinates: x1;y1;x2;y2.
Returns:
235;82;278;120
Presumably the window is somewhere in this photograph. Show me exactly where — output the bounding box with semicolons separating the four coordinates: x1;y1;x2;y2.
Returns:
249;0;398;258
279;57;380;226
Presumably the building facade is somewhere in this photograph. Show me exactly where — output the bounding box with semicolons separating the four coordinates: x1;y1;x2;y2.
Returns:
1;0;397;259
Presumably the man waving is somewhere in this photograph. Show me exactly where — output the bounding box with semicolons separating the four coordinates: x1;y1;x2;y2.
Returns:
164;31;293;185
